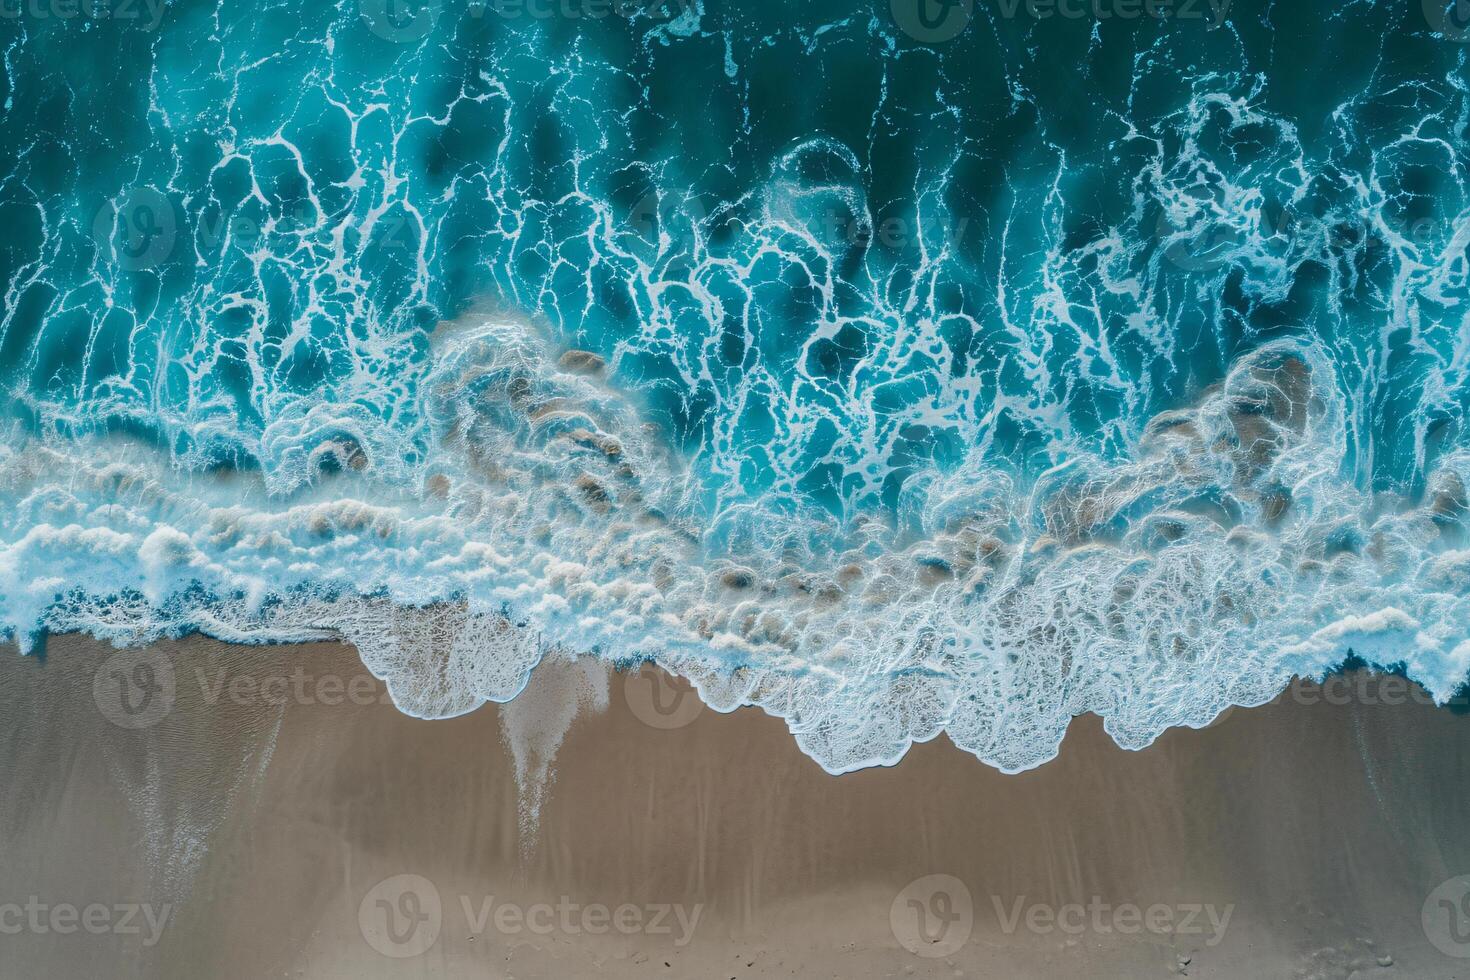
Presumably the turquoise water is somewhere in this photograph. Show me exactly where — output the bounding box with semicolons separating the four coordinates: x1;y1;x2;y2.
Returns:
2;0;1470;771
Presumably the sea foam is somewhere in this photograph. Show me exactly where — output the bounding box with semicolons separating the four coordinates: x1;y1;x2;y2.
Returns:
3;0;1470;773
4;322;1470;774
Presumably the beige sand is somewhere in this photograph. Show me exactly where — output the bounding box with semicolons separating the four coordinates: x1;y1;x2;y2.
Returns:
1;632;1468;978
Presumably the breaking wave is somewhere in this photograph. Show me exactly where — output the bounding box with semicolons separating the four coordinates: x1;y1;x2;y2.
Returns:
3;0;1470;771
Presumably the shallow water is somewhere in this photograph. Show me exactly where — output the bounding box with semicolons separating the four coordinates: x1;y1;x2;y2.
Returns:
3;0;1470;772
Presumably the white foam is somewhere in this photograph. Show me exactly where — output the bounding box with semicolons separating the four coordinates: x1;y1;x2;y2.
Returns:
3;324;1470;776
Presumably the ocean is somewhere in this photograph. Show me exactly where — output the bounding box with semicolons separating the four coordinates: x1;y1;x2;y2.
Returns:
2;0;1470;773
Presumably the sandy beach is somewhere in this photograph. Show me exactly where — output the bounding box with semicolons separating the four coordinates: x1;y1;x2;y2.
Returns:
1;632;1468;978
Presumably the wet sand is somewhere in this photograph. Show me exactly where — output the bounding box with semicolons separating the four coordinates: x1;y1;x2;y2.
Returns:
1;632;1468;978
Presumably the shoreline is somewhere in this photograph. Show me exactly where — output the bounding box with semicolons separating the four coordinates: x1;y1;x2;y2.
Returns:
1;632;1468;977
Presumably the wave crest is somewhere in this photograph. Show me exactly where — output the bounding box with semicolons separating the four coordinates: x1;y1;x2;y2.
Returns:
5;322;1469;773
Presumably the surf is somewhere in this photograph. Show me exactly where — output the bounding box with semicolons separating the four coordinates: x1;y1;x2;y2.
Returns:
2;0;1470;774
